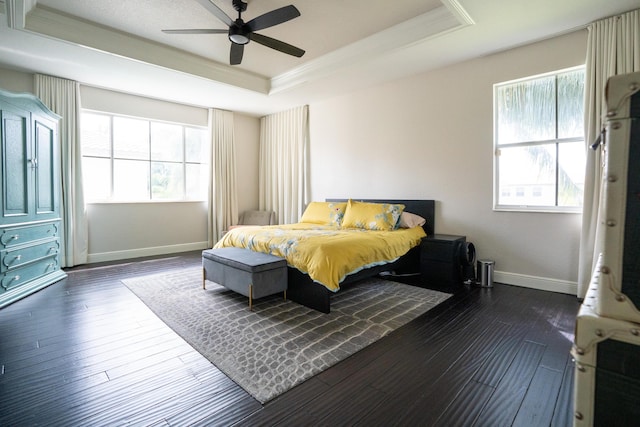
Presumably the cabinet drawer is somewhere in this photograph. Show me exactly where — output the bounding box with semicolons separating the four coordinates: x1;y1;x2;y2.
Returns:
1;239;60;272
1;256;60;292
0;222;59;248
421;236;465;262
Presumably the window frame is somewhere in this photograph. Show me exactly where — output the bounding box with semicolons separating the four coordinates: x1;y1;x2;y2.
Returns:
80;110;209;203
493;66;586;214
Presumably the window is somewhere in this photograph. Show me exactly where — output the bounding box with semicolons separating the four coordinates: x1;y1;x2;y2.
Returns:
81;112;208;202
494;67;585;212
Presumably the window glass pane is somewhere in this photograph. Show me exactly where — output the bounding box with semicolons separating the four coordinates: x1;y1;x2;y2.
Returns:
113;117;149;160
185;127;208;163
81;113;111;157
498;145;557;206
151;162;184;200
82;157;111;201
558;141;585;207
558;70;585;139
114;159;149;200
186;163;208;200
82;112;208;202
151;122;183;162
497;76;555;144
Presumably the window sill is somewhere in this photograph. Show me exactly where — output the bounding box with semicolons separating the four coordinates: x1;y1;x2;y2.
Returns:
86;200;207;205
493;206;582;214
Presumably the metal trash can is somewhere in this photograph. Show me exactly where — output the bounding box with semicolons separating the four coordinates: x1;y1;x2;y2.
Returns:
477;259;495;288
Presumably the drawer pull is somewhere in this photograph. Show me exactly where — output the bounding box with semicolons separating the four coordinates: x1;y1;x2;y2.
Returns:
3;255;23;267
1;234;21;246
1;275;20;290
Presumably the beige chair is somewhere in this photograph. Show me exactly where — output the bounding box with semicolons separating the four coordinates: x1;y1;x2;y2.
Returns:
223;210;276;236
235;210;277;227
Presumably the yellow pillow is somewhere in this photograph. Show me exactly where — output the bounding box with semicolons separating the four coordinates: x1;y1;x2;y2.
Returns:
341;200;405;231
300;201;347;226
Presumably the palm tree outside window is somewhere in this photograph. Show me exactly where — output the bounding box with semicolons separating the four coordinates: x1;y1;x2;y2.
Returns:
494;66;585;212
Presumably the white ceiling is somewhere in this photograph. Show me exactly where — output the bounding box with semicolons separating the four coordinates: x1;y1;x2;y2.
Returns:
0;0;638;116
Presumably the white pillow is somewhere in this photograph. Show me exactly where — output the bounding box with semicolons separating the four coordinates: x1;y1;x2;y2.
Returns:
398;211;426;228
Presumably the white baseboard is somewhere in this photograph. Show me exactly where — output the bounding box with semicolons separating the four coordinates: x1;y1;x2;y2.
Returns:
87;241;209;264
494;270;577;295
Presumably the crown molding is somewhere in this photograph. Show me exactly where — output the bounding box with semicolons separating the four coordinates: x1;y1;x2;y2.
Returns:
442;0;475;27
269;0;474;95
21;4;269;94
3;0;36;28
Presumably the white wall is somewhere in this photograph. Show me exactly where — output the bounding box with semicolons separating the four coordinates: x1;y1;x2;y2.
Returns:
0;68;261;263
309;30;588;294
0;67;34;93
81;86;209;125
80;88;261;262
78;86;209;261
86;201;209;261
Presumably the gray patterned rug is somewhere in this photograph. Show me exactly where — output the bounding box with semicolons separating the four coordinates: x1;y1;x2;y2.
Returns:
121;268;451;403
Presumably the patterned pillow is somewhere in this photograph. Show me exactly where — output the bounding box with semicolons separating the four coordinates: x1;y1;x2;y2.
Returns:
341;200;405;231
300;201;347;226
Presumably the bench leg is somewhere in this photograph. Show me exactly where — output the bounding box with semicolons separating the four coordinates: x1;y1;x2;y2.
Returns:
202;267;206;289
284;290;287;301
249;284;253;311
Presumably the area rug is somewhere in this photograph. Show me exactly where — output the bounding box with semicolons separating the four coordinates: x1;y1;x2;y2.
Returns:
121;268;451;403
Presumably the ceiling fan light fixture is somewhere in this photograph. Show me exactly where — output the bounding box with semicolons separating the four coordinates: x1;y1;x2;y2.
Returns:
229;26;249;45
164;0;303;65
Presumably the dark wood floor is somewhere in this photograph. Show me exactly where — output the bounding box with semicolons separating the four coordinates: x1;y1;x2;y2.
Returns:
0;251;580;426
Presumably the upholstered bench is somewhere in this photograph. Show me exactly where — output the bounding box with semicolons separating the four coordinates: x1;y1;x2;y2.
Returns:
202;247;287;310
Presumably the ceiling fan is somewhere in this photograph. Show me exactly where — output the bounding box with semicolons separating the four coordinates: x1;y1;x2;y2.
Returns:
162;0;305;65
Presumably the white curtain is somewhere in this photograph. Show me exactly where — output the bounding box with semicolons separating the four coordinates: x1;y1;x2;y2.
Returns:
207;108;238;246
34;74;88;267
259;105;309;224
577;9;640;298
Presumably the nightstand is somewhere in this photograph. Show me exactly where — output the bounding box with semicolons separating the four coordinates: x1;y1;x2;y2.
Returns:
420;234;466;290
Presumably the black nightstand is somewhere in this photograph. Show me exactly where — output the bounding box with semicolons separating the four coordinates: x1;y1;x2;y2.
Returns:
421;234;466;291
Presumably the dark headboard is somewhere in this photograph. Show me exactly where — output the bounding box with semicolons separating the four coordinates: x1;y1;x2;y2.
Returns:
326;199;435;236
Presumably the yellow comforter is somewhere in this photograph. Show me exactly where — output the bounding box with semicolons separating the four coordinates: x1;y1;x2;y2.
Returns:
214;223;426;292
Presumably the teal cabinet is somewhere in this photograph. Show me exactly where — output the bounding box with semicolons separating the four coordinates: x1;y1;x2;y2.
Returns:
0;89;66;308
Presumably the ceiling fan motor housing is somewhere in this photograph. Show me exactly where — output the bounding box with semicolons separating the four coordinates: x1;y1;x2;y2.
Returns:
228;22;250;45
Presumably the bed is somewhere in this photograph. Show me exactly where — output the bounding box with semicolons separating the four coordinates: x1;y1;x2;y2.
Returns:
214;199;435;313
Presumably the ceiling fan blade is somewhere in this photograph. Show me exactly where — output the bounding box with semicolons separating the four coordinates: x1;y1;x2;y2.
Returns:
230;43;244;65
193;0;234;27
246;5;300;32
250;33;305;57
162;29;227;34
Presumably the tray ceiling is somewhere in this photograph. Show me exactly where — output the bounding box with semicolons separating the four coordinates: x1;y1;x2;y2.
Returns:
0;0;638;115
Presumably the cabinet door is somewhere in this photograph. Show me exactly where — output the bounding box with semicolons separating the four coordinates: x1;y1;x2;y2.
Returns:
1;107;32;223
32;114;58;219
